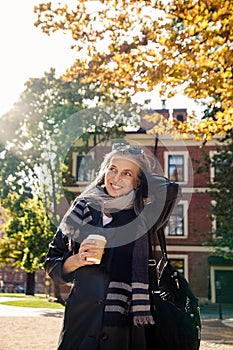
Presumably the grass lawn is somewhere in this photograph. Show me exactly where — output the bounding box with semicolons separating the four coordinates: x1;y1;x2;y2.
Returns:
0;293;64;309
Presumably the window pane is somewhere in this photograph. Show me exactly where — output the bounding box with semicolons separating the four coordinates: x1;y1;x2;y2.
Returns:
176;114;184;122
213;156;227;179
168;155;184;182
167;204;184;236
76;155;92;181
169;259;185;275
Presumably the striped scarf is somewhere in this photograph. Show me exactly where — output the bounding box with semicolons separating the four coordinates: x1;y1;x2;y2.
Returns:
59;186;135;248
59;198;93;249
104;229;155;326
59;189;155;326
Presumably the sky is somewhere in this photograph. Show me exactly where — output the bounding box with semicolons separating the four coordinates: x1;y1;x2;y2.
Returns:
0;0;76;116
0;0;203;117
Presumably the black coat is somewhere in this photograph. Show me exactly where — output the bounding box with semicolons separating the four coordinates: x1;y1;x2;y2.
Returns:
46;208;141;350
45;175;180;350
45;226;112;350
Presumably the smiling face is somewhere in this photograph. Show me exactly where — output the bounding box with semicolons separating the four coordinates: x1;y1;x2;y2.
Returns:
104;156;141;197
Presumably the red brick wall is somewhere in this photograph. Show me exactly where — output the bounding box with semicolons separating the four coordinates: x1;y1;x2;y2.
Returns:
189;252;210;298
188;192;212;245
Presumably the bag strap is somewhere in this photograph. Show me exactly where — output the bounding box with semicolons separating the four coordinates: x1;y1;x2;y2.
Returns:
148;227;156;262
148;224;168;263
148;228;159;292
147;177;180;285
149;179;180;262
156;227;168;263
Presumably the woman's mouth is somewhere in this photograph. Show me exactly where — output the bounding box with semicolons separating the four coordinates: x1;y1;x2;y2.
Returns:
110;183;122;191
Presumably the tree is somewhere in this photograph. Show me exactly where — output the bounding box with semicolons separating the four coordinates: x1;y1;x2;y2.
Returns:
0;194;55;295
2;68;138;213
1;69;113;221
34;0;233;139
205;132;233;259
0;68;136;296
0;145;55;296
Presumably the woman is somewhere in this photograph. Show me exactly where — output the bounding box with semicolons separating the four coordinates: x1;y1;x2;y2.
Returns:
45;143;176;350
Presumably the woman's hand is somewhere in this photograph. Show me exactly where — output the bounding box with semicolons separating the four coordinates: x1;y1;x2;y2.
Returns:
78;238;99;265
62;238;98;275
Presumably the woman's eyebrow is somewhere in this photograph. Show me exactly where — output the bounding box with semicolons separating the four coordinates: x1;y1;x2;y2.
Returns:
121;168;134;175
109;164;134;173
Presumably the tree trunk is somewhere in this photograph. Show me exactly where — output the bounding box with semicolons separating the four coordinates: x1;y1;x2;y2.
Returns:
26;271;35;295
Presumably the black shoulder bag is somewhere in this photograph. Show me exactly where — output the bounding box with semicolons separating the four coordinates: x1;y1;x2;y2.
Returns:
146;226;201;350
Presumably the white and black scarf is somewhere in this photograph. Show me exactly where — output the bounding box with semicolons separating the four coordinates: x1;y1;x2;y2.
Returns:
103;227;155;327
59;186;155;326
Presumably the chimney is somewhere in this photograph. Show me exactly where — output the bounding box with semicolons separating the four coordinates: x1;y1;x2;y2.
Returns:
161;99;166;109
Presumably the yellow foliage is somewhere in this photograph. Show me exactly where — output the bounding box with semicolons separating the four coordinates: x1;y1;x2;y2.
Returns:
159;36;167;45
34;0;233;139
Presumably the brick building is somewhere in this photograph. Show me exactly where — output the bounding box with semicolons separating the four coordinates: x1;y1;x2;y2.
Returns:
64;107;233;304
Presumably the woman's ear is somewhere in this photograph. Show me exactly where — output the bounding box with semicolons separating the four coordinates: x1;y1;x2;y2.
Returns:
134;178;141;189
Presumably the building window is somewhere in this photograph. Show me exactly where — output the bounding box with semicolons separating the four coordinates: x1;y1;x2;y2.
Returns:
169;258;185;275
167;204;184;236
168;255;189;280
168;155;184;182
72;153;94;183
164;151;188;184
176;114;185;122
76;155;93;182
166;201;188;238
209;150;227;183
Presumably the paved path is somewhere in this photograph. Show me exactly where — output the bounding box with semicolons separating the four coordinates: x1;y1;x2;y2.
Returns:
0;298;233;350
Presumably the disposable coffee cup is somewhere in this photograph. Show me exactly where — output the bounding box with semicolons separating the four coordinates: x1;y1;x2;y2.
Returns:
86;234;107;264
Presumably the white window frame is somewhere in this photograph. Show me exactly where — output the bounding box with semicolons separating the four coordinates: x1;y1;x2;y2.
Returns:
210;266;233;303
168;254;189;281
164;151;189;184
165;200;188;239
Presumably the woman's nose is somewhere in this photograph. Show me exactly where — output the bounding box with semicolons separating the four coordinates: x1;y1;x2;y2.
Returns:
112;172;121;182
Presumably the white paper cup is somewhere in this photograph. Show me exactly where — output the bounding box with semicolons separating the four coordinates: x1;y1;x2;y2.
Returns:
86;234;107;264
